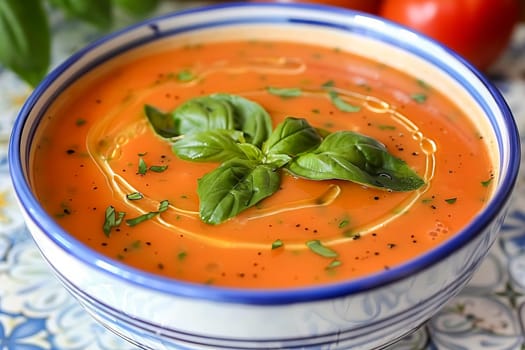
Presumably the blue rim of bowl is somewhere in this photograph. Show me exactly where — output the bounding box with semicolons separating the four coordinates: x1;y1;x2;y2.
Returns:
8;2;521;305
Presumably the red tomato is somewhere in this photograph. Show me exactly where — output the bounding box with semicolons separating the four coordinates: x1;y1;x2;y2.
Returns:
251;0;382;14
379;0;520;70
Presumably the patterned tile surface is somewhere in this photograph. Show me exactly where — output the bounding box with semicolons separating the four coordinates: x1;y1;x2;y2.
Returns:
1;4;525;350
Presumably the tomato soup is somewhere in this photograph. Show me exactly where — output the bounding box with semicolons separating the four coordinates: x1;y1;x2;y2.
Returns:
30;34;495;288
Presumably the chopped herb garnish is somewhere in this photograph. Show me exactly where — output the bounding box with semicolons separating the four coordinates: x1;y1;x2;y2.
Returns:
306;240;338;258
328;90;361;112
411;93;427;103
158;200;170;212
338;218;350;228
126;211;158;227
271;239;284;250
445;197;457;204
378;124;396;130
178;251;187;261
326;260;342;270
417;79;430;89
123;200;169;227
75;118;86;126
149;165;168;172
176;69;195;82
126;192;143;200
103;206;125;237
321;80;335;88
481;177;493;187
137;156;147;175
266;86;302;98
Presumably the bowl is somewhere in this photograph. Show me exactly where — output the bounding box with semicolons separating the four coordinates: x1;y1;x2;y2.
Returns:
8;3;520;349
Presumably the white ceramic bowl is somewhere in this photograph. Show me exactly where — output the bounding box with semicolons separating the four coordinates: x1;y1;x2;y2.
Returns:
9;3;520;349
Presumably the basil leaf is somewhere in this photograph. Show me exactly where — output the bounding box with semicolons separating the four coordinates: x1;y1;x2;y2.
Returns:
158;199;170;212
0;0;50;86
197;159;280;224
103;206;125;236
263;117;322;157
126;211;158;226
238;143;264;162
266;86;302;98
145;94;272;146
173;95;236;136
144;105;180;139
149;165;168;172
287;131;425;191
112;0;159;16
137;156;147;175
306;240;338;258
264;153;292;168
173;129;247;162
48;0;112;29
126;192;143;200
272;239;284;249
328;90;361;112
211;94;272;147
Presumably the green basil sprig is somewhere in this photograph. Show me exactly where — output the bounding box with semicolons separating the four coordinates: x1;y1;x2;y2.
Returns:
145;93;424;224
0;0;159;87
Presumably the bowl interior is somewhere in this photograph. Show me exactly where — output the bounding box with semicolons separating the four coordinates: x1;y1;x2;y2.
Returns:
9;2;520;302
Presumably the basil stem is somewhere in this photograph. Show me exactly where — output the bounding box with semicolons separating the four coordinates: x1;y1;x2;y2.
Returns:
197;159;280;224
287;130;424;191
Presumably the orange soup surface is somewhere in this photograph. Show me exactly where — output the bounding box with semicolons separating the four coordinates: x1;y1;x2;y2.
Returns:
31;38;495;288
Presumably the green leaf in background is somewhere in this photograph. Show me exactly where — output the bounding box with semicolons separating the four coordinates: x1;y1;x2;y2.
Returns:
197;159;280;224
287;130;425;191
48;0;112;29
112;0;159;17
0;0;50;86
